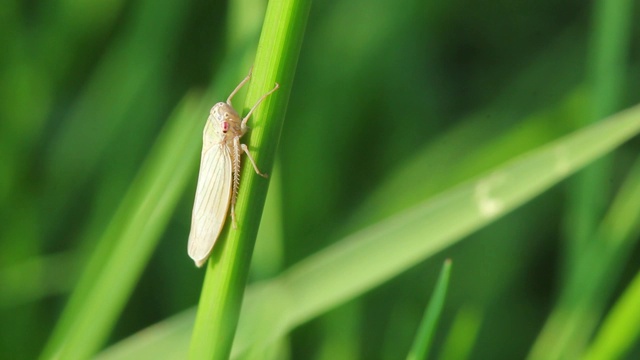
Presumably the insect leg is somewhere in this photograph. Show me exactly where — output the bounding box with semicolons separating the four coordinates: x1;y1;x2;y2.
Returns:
226;67;253;105
241;83;280;130
240;143;268;178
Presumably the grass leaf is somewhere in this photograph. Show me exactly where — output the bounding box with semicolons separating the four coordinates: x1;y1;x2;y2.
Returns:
187;0;312;358
406;259;452;360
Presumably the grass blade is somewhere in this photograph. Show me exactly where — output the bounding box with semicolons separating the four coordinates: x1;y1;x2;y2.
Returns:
39;93;206;360
563;0;633;285
406;259;452;360
187;0;311;359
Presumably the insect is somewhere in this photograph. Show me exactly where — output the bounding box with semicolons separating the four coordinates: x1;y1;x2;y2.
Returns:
188;68;279;267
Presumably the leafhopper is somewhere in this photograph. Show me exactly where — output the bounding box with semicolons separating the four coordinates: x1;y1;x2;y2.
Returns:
188;68;279;267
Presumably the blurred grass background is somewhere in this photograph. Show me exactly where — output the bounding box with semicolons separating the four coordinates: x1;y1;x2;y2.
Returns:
2;0;640;359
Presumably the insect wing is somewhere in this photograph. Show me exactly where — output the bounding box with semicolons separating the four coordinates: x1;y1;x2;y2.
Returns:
188;129;233;267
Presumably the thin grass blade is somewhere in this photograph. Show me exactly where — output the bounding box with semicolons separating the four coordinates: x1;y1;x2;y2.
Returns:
406;259;452;360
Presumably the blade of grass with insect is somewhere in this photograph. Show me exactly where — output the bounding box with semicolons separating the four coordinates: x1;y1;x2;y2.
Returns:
98;103;640;359
406;259;452;360
187;0;311;358
97;165;375;358
94;165;290;360
36;0;274;351
39;0;282;356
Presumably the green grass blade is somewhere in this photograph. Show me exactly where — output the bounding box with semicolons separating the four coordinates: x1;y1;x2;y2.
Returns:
187;0;311;359
406;260;452;360
39;92;206;360
584;268;640;360
588;0;633;120
563;0;633;282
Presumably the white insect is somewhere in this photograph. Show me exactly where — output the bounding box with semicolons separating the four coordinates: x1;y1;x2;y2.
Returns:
188;68;279;267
